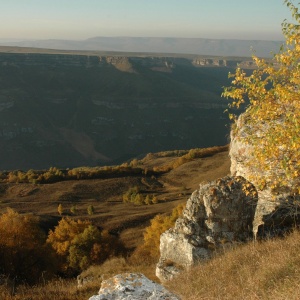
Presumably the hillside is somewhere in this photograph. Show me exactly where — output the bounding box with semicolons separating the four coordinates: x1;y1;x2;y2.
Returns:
0;146;230;250
0;49;246;171
2;147;300;300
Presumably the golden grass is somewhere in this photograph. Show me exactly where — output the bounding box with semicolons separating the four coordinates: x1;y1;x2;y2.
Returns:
0;147;231;299
2;231;300;299
0;258;156;300
166;230;300;300
0;256;159;300
0;278;86;300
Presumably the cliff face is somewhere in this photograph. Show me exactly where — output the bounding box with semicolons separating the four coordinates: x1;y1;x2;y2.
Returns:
230;112;300;237
192;58;255;68
0;52;235;170
0;52;254;70
0;53;103;67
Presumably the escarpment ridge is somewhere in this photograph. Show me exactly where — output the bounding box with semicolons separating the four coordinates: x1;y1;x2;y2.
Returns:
0;49;244;171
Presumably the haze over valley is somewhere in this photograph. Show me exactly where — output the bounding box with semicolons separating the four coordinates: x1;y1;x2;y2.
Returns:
0;0;288;173
0;49;243;170
0;37;283;58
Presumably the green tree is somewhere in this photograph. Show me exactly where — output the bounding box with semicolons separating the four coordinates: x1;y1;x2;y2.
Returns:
134;193;144;205
68;225;102;271
87;205;95;215
47;217;123;273
122;186;139;203
70;205;77;215
47;217;91;257
151;194;158;204
223;0;300;192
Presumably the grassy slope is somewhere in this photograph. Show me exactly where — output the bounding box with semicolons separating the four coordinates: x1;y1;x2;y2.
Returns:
167;230;300;300
0;146;230;250
0;147;299;299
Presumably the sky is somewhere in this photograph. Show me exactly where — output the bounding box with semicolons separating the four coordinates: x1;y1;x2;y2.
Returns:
0;0;293;41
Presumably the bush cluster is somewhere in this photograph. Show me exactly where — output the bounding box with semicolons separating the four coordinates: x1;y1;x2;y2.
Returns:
122;186;158;205
0;209;124;284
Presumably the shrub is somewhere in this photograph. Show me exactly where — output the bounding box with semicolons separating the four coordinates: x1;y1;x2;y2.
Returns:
132;203;185;259
87;205;95;215
47;217;124;273
222;0;300;191
0;208;57;284
57;203;64;215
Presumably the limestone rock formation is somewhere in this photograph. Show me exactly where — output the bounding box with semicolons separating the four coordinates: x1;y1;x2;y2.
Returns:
156;110;300;282
230;113;300;238
156;175;257;281
88;273;180;300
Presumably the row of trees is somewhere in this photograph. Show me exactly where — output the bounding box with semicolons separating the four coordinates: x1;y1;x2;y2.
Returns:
57;203;95;216
1;165;159;185
151;146;228;173
0;146;228;185
122;186;158;205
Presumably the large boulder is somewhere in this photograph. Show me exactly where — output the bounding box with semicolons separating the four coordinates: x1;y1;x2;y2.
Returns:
156;111;300;283
230;113;300;238
156;175;257;281
88;273;180;300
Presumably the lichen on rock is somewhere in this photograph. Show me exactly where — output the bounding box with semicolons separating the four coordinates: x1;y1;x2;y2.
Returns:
88;273;180;300
156;175;258;281
230;112;300;238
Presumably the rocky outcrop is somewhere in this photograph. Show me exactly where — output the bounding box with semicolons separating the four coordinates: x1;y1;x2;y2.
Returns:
192;58;255;68
230;113;300;238
105;57;136;73
156;175;257;281
88;273;180;300
157;110;300;282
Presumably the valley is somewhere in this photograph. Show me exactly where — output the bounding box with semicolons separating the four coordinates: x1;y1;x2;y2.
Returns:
0;48;249;170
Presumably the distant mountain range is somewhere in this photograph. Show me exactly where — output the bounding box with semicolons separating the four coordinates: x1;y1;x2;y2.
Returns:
0;37;283;57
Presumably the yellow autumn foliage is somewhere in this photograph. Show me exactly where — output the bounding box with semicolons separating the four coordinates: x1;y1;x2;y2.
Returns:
0;208;57;283
133;203;185;260
47;217;91;256
47;217;124;272
223;0;300;192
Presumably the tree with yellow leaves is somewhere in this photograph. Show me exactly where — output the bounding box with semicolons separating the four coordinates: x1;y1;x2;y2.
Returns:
47;217;91;257
0;208;57;284
57;203;64;215
223;0;300;193
47;217;124;272
133;203;185;259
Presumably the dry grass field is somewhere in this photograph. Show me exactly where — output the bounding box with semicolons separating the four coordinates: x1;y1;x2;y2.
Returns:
167;230;300;300
1;146;300;299
0;147;230;251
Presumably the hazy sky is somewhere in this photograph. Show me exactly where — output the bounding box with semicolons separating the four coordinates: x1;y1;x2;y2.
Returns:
0;0;292;41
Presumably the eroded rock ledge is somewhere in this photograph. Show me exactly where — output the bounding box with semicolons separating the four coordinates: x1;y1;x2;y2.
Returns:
156;175;258;281
156;111;300;282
